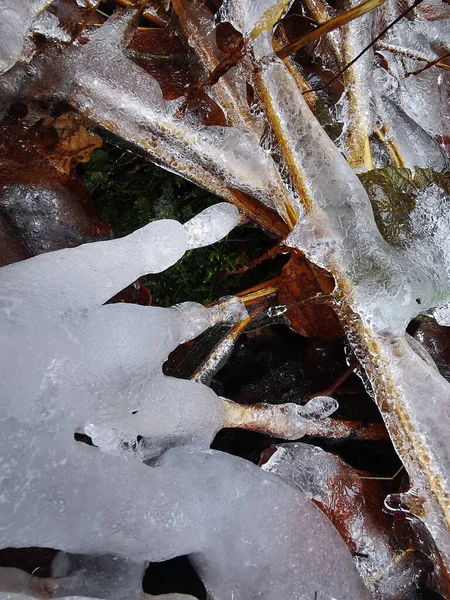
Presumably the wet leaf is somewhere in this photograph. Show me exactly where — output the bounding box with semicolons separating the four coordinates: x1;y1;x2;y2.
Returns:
278;250;341;338
39;113;103;178
262;442;430;597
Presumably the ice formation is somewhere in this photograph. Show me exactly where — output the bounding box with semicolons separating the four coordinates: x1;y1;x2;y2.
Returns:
263;443;425;597
0;0;54;75
1;0;450;594
299;0;449;171
250;26;450;569
0;196;370;598
32;8;299;225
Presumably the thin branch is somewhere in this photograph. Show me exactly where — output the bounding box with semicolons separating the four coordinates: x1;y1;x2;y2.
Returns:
303;0;424;95
406;51;450;76
276;0;386;60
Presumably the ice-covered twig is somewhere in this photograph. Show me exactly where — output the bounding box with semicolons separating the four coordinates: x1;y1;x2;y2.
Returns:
252;31;450;571
33;9;299;229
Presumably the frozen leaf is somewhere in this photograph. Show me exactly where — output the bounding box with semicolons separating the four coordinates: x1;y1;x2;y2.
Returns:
39;113;103;178
263;443;427;596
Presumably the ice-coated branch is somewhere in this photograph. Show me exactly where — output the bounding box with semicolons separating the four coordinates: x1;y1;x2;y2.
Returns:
32;8;299;228
251;28;450;570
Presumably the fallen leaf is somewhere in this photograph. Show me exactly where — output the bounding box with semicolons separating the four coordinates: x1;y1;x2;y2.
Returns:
278;250;341;337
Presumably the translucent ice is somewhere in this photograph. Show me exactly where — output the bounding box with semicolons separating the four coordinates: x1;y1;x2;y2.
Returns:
31;11;71;43
252;33;450;566
219;0;294;39
40;9;299;222
263;443;425;597
0;0;54;75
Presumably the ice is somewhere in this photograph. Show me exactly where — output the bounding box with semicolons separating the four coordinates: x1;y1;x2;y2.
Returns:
171;0;261;136
31;11;71;43
185;202;240;249
433;302;450;326
219;0;294;39
50;553;146;600
296;396;339;419
76;0;100;7
0;0;54;75
0;438;370;598
0;200;246;456
375;94;449;172
251;34;450;565
33;9;298;222
263;443;425;596
337;0;377;171
373;16;450;145
0;193;371;597
253;38;450;332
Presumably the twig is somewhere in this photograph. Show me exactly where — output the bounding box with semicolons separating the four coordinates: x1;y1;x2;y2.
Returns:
303;0;425;96
406;51;450;76
305;360;359;401
276;0;386;60
235;277;280;306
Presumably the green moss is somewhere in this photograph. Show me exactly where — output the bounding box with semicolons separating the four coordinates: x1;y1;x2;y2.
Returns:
81;146;285;306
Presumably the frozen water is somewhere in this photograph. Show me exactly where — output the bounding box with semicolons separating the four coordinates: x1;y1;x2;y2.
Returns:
338;0;377;171
297;396;339;419
0;197;245;456
0;190;370;598
185;203;240;249
433;302;450;326
43;9;299;220
31;11;71;43
76;0;100;7
263;443;425;596
253;37;450;332
219;0;294;38
375;94;449;171
0;0;54;75
252;33;450;566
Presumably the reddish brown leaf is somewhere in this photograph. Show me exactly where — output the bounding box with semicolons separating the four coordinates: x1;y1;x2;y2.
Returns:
278;250;341;337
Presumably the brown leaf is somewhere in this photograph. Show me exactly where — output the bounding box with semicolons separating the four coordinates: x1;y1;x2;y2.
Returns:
262;443;430;597
278;250;341;337
39;113;102;178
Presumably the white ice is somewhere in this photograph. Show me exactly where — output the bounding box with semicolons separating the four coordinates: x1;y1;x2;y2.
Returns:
0;0;54;75
0;191;369;598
